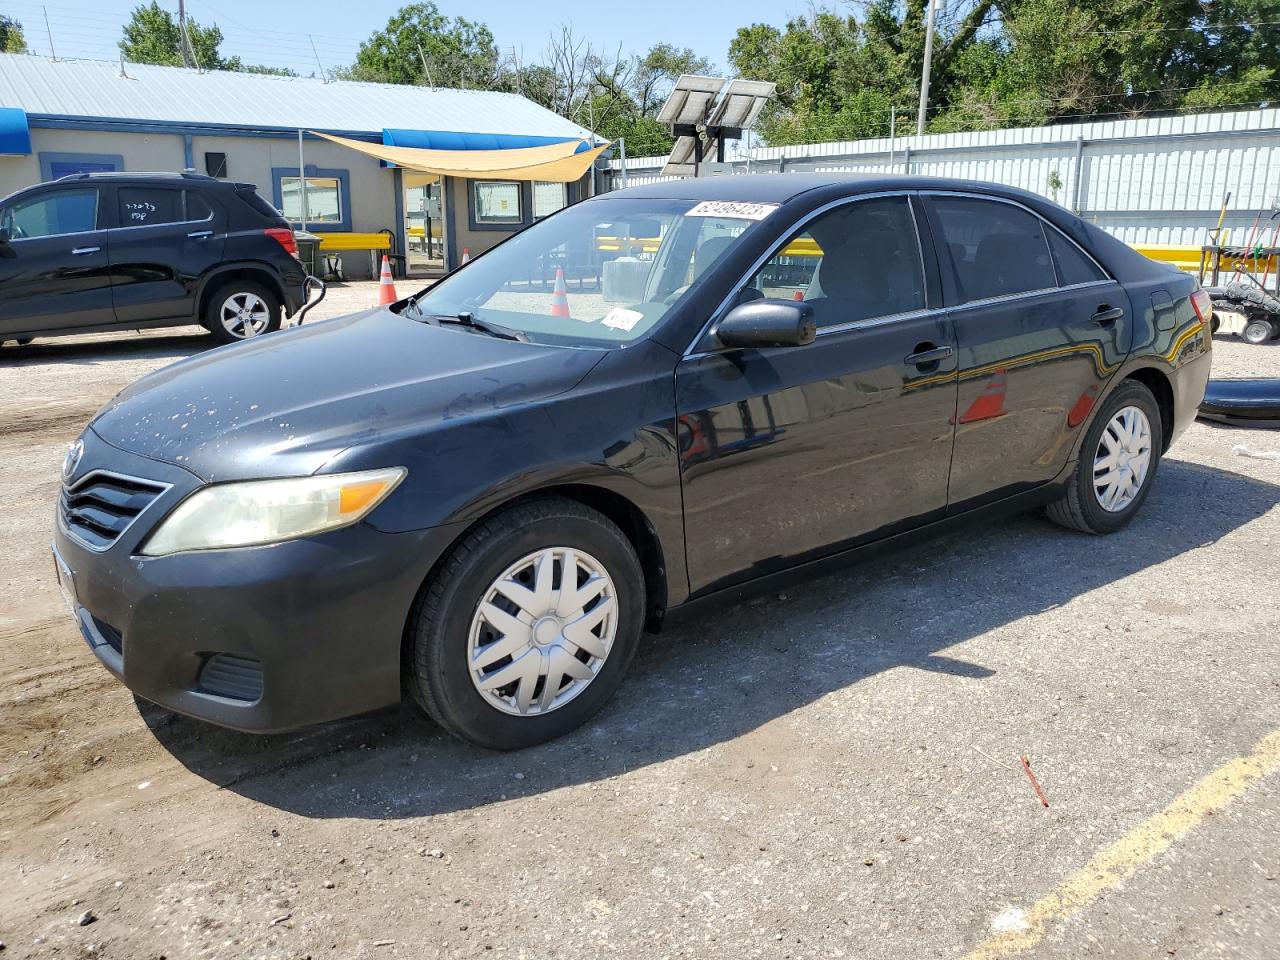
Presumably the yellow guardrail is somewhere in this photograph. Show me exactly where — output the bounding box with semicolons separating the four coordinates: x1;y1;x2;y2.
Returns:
317;232;392;252
594;236;825;257
1133;243;1279;275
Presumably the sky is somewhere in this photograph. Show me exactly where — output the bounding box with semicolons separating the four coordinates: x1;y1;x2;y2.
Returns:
6;0;809;78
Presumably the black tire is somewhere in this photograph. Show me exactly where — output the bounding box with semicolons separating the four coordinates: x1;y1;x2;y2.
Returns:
1223;281;1280;315
408;497;645;750
204;280;281;344
1242;317;1275;345
1045;379;1162;535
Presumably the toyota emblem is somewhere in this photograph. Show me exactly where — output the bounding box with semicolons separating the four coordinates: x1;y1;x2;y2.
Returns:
62;438;84;483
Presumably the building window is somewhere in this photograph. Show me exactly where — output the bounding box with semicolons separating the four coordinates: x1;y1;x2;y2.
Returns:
473;181;523;224
38;151;123;181
280;176;343;224
533;181;567;218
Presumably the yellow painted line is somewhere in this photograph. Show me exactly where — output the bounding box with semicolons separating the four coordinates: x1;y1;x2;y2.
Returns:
963;728;1280;960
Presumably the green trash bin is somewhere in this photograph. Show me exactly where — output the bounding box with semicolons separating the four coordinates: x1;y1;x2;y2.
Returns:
293;230;321;277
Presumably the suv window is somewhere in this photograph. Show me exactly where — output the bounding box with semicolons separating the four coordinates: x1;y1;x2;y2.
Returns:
748;196;925;328
185;191;214;222
931;197;1056;303
118;187;184;227
1046;227;1107;286
1;189;98;239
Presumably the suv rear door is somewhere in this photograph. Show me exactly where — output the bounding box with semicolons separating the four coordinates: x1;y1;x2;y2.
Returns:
0;185;113;336
107;184;227;324
921;193;1128;510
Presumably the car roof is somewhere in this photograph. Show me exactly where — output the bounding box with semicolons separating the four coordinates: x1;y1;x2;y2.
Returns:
605;173;1045;206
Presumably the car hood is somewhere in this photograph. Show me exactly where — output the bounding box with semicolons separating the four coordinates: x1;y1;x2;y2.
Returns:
90;308;606;482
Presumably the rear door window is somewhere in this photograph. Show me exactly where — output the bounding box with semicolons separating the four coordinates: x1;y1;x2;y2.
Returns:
2;189;98;239
118;187;185;227
930;197;1056;303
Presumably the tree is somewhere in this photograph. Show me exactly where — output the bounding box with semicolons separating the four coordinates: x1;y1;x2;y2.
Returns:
0;14;26;53
119;2;225;69
343;3;501;88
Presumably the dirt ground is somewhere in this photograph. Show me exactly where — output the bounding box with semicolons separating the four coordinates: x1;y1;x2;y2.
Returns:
2;291;1279;959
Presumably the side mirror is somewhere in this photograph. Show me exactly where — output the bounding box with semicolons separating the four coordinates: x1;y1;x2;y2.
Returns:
716;299;816;349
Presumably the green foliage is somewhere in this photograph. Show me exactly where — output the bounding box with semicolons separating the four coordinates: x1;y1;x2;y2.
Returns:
729;0;1280;145
0;14;26;53
119;2;225;69
345;3;500;88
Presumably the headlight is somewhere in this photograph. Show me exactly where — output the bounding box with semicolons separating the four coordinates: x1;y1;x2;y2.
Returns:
140;467;407;556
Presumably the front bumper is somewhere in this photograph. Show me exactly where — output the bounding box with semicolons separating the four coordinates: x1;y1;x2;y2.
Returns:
54;429;461;733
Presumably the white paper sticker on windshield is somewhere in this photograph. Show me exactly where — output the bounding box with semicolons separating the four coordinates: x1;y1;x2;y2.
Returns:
686;201;779;221
601;307;644;331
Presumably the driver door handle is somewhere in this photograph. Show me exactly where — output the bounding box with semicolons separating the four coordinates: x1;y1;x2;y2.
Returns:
187;230;213;239
904;344;955;367
71;246;100;255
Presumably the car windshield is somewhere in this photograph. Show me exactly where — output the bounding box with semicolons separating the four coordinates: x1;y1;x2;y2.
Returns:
404;197;780;346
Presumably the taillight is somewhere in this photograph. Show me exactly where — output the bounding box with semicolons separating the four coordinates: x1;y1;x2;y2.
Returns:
1191;288;1213;328
264;227;299;258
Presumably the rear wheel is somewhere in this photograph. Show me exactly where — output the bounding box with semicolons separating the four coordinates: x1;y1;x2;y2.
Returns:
1045;379;1162;535
205;281;281;344
408;498;645;750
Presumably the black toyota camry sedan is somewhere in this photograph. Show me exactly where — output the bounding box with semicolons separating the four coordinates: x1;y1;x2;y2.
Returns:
53;175;1213;749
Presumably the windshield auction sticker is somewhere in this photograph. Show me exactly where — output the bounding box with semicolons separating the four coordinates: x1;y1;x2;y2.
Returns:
686;201;780;221
601;307;644;331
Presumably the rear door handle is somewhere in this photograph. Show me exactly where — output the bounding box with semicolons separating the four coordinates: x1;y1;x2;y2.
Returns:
187;230;213;239
904;344;955;367
71;246;100;255
1091;305;1125;325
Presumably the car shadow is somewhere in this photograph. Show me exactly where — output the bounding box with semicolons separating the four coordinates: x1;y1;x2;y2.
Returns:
142;458;1280;819
2;329;213;365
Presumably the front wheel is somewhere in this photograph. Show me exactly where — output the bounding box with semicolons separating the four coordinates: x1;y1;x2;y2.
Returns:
205;281;281;344
408;498;645;750
1045;379;1162;535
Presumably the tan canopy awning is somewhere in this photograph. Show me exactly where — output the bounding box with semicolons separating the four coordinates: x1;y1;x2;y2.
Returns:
312;131;608;183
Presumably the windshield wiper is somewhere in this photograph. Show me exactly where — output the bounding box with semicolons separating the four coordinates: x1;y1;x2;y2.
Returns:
416;310;528;342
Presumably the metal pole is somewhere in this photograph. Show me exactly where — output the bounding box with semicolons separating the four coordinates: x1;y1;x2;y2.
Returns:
619;137;628;189
42;6;56;59
916;0;937;136
297;129;308;232
889;106;896;169
177;0;191;68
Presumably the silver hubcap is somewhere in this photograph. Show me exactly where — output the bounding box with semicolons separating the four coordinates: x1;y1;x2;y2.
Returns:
219;292;269;338
1094;405;1152;512
467;547;618;716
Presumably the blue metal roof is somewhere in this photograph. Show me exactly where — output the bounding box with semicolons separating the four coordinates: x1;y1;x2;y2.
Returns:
0;106;30;155
0;54;594;142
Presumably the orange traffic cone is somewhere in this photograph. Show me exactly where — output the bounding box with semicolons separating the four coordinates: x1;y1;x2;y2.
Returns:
376;255;397;306
550;266;570;318
956;368;1008;424
461;247;471;264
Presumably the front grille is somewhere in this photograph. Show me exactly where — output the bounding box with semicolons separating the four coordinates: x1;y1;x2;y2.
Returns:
60;472;167;550
198;654;264;702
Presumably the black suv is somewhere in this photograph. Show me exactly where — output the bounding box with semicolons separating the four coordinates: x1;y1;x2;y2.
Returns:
0;172;307;346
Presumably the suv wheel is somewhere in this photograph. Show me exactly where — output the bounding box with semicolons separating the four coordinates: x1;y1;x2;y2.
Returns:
206;281;281;343
408;497;645;750
1045;379;1162;535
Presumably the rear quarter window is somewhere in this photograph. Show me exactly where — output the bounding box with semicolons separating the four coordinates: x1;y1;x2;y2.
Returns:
1046;227;1108;285
237;188;285;221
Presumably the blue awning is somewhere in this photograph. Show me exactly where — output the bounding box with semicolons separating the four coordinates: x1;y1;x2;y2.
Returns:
0;107;31;155
382;128;591;153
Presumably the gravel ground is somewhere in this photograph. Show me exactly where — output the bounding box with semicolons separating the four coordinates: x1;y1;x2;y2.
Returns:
1;297;1279;959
